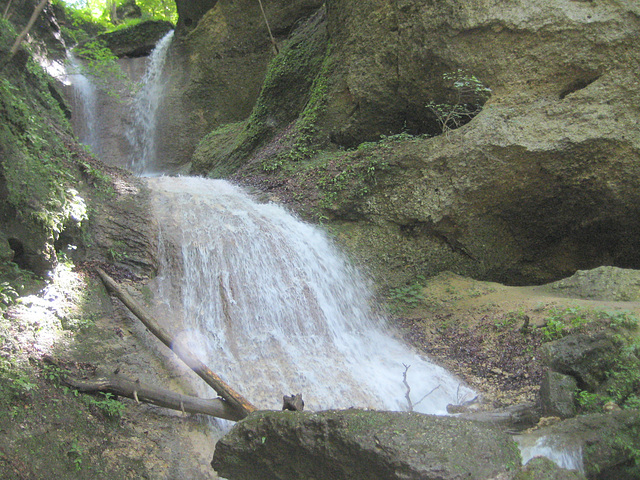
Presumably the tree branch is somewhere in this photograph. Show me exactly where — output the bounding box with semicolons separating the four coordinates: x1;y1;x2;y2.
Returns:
64;372;244;421
96;267;257;418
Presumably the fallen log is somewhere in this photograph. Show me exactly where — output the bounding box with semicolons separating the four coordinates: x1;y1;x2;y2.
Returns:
96;267;257;418
64;372;244;421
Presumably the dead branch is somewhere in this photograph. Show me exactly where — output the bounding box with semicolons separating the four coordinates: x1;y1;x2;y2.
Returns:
96;267;257;418
403;363;440;412
64;372;244;421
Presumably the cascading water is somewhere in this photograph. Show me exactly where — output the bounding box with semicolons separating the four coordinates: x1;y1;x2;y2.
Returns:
65;53;99;154
148;176;475;413
127;30;174;174
516;434;584;472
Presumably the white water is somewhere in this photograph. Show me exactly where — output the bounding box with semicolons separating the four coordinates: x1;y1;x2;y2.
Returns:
148;176;474;413
127;30;174;174
65;54;100;154
516;434;584;472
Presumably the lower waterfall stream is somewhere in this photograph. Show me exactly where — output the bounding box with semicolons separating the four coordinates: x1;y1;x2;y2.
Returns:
147;176;474;413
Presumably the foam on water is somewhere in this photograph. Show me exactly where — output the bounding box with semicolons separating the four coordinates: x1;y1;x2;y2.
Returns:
148;176;474;413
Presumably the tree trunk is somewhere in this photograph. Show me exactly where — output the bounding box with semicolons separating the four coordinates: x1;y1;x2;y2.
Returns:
96;267;257;418
64;372;244;421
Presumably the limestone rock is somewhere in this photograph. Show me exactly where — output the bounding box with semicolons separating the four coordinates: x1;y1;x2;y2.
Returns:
548;267;640;302
191;0;640;287
211;409;521;480
539;371;577;419
155;0;324;172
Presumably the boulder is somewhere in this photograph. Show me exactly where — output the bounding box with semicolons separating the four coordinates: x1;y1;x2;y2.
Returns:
515;457;586;480
539;371;577;419
211;409;522;480
548;267;640;302
540;332;620;391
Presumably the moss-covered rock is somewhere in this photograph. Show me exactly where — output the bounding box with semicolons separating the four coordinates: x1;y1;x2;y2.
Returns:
153;0;323;173
96;20;174;57
189;7;328;177
212;409;522;480
522;410;640;480
515;457;586;480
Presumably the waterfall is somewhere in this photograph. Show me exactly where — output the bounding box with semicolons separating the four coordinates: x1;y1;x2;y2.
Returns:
128;30;174;174
148;176;474;413
65;53;100;154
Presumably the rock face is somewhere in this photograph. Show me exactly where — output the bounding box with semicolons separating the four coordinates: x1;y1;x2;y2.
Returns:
189;0;640;287
211;410;522;480
153;0;323;173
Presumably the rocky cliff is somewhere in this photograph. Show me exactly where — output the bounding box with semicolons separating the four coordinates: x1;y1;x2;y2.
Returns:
183;0;640;287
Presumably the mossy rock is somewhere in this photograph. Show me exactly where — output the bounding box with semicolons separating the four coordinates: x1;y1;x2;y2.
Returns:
212;409;521;480
97;20;174;57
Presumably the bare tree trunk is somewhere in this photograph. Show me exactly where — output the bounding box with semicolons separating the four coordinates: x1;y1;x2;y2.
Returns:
96;267;257;418
64;372;244;421
9;0;49;56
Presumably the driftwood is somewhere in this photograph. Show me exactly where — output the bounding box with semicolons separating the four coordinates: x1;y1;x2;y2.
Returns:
96;267;257;419
65;372;244;421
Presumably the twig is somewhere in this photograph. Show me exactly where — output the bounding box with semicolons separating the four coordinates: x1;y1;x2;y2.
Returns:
402;363;413;411
257;0;279;54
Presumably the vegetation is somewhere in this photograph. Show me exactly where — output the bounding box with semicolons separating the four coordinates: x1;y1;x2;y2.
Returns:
426;69;491;135
56;0;176;33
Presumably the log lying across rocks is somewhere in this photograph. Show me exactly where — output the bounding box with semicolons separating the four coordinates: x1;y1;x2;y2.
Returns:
95;267;257;420
65;370;244;421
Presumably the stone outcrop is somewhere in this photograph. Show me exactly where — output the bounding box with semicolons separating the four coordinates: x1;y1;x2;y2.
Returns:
189;0;640;287
539;371;577;419
211;409;522;480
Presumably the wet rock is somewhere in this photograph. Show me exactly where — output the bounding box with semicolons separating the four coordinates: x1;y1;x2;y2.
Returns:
539;371;577;419
211;409;521;480
521;409;640;480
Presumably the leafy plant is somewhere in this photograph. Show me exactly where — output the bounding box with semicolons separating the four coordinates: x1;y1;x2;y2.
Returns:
68;439;83;471
0;281;18;308
84;392;126;419
388;276;426;310
72;40;130;98
426;69;491;135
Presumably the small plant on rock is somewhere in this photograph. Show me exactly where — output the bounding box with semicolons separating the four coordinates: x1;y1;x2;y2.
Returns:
426;69;491;135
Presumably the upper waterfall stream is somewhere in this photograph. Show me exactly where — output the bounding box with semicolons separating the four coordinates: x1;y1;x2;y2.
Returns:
148;176;474;413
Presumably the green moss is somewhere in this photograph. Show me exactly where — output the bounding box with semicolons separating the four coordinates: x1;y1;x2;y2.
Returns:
190;8;329;177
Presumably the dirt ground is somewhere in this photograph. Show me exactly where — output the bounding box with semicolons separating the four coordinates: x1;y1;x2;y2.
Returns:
391;270;640;409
